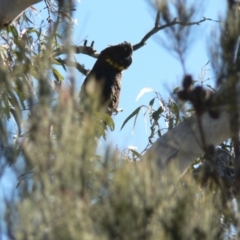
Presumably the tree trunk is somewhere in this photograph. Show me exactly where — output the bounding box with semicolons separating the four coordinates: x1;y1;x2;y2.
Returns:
0;0;42;29
143;111;231;174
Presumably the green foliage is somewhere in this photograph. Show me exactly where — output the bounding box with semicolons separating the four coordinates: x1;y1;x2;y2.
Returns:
14;126;224;240
121;90;183;150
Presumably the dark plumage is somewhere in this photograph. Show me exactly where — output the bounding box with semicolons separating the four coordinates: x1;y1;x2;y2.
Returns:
212;148;235;186
193;148;235;188
80;42;133;115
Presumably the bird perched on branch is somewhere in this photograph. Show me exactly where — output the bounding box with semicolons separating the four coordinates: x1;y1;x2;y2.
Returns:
79;41;133;115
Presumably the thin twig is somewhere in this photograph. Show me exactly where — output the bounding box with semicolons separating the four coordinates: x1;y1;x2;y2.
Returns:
133;16;220;51
154;11;161;28
62;59;89;75
52;45;99;58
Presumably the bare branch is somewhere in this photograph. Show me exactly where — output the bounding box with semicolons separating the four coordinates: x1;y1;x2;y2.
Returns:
57;58;89;75
52;45;99;58
67;61;89;76
52;44;98;76
133;14;220;51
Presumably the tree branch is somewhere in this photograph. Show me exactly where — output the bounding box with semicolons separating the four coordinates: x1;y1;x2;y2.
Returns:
65;60;89;76
52;45;99;59
143;111;232;174
0;0;42;29
56;58;89;75
133;14;219;51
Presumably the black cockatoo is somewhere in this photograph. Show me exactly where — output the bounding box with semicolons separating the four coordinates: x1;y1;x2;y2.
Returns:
79;41;133;115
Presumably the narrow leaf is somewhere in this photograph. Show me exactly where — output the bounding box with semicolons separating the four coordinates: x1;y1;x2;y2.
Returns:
98;112;115;131
131;108;141;135
135;87;154;102
7;25;18;38
120;106;141;130
130;149;141;159
55;57;67;71
52;68;64;82
149;98;155;116
149;98;155;108
152;107;163;121
206;85;216;92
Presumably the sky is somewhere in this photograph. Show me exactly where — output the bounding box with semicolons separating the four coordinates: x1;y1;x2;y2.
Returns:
0;0;227;239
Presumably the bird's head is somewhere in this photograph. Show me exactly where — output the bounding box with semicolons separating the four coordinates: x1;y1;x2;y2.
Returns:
100;41;133;72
